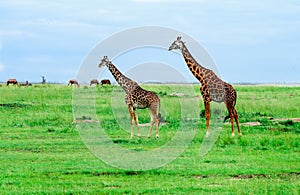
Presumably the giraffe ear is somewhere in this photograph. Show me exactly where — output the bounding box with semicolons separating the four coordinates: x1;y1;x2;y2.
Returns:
177;36;181;40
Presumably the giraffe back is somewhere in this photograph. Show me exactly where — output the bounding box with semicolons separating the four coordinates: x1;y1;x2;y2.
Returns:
126;86;159;109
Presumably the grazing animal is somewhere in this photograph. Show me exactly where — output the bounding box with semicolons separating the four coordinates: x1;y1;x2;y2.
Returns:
98;56;161;139
7;79;18;86
90;79;99;86
101;79;111;85
169;36;241;138
68;79;79;87
20;81;32;86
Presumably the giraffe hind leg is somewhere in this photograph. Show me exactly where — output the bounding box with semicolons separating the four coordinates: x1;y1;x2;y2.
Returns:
225;103;236;137
229;112;235;137
147;106;159;138
233;108;242;136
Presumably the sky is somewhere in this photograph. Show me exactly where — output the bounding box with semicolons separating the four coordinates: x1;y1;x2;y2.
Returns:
0;0;300;84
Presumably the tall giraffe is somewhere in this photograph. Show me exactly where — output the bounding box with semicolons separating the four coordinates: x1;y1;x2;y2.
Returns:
169;36;241;138
98;56;161;139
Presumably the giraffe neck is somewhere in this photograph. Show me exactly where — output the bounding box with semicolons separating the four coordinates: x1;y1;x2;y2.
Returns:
107;62;139;92
181;43;208;84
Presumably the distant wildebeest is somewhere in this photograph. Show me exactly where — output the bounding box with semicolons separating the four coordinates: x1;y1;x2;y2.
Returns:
20;81;32;86
7;79;18;86
101;79;111;85
68;79;79;86
90;79;99;86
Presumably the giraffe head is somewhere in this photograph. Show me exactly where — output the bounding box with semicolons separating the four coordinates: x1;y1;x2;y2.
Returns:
168;36;184;51
98;56;111;68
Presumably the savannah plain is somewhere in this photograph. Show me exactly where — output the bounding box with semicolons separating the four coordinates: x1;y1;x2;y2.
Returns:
0;84;299;194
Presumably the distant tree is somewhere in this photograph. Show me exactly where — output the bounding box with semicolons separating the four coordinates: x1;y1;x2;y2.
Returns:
41;76;46;84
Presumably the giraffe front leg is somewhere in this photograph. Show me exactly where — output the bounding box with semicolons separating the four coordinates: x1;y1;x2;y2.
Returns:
133;109;141;138
128;105;135;139
204;97;211;138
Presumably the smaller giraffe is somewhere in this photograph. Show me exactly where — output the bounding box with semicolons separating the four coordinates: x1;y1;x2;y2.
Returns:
98;56;161;139
68;79;79;87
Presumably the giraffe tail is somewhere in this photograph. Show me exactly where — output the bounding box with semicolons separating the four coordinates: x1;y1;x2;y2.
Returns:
223;115;230;123
158;101;163;126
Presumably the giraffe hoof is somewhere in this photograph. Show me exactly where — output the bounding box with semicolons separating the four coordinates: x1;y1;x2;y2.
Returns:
205;132;210;138
156;135;159;139
130;135;134;139
138;134;141;138
231;133;235;138
238;133;242;137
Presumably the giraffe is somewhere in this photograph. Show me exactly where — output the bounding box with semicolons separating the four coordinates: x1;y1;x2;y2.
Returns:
169;36;241;138
98;56;161;139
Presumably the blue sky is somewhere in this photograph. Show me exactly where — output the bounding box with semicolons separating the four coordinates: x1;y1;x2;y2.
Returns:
0;0;300;83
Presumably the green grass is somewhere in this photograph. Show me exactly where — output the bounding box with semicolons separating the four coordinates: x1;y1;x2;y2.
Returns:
0;84;299;194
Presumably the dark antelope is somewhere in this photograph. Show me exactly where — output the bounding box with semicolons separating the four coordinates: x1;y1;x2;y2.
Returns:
101;79;111;85
68;79;79;87
20;81;32;86
7;79;18;86
90;79;99;86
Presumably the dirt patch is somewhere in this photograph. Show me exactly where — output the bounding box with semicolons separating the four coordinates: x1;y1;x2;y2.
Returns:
241;117;300;127
169;92;185;97
241;122;261;126
73;116;99;123
0;102;31;108
272;118;300;122
230;172;300;180
192;175;209;179
139;122;169;127
230;173;267;180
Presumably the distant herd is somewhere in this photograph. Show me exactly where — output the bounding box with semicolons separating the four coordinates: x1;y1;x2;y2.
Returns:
2;77;111;87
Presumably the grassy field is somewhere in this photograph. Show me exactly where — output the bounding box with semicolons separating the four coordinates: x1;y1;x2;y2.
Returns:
0;84;299;194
